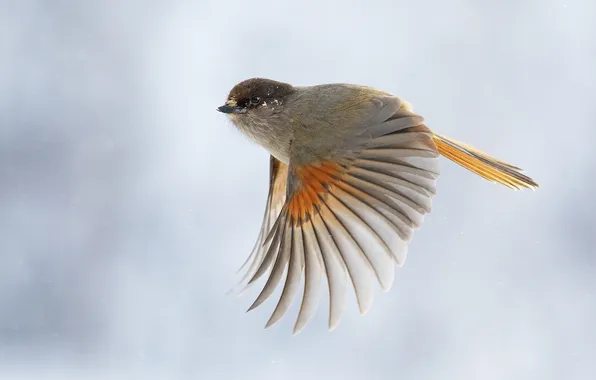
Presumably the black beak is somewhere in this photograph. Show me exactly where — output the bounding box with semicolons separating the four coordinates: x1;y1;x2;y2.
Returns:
217;105;246;114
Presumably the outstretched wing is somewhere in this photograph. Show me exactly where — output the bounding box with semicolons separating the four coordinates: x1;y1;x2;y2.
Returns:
240;96;441;334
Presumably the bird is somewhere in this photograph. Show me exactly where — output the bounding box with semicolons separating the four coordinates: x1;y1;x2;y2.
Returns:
217;77;538;335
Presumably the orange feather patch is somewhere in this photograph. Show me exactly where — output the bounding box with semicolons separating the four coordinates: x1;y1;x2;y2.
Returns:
287;161;344;224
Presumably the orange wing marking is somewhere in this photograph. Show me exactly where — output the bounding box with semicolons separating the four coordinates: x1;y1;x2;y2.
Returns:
287;161;344;224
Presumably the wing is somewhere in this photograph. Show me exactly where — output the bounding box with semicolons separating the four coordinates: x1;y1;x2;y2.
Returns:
229;155;288;295
241;96;441;334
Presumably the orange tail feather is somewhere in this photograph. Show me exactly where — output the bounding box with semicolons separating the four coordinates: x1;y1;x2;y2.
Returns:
432;133;538;190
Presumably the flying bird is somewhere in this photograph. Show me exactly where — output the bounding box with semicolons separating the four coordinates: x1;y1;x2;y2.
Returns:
217;78;538;335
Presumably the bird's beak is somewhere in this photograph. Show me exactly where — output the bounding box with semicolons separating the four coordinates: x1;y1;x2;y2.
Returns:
217;105;246;114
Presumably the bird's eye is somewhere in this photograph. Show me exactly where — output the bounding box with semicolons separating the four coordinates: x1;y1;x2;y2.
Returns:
250;96;261;105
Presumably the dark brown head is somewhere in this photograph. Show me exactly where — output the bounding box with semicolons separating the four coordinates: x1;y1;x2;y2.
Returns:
217;78;295;116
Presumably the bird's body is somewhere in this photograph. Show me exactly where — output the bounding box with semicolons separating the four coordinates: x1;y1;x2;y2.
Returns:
217;77;538;335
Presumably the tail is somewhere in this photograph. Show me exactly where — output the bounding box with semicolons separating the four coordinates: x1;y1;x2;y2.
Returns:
432;132;538;190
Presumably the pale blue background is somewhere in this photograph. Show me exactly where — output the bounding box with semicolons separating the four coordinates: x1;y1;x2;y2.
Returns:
1;1;594;379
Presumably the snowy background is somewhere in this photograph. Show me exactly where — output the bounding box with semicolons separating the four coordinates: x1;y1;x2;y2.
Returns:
1;0;594;379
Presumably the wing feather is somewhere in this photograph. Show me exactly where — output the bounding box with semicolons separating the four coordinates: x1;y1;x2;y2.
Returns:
293;220;323;335
230;156;287;295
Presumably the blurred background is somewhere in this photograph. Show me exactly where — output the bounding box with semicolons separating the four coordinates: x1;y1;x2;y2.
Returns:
1;0;594;379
